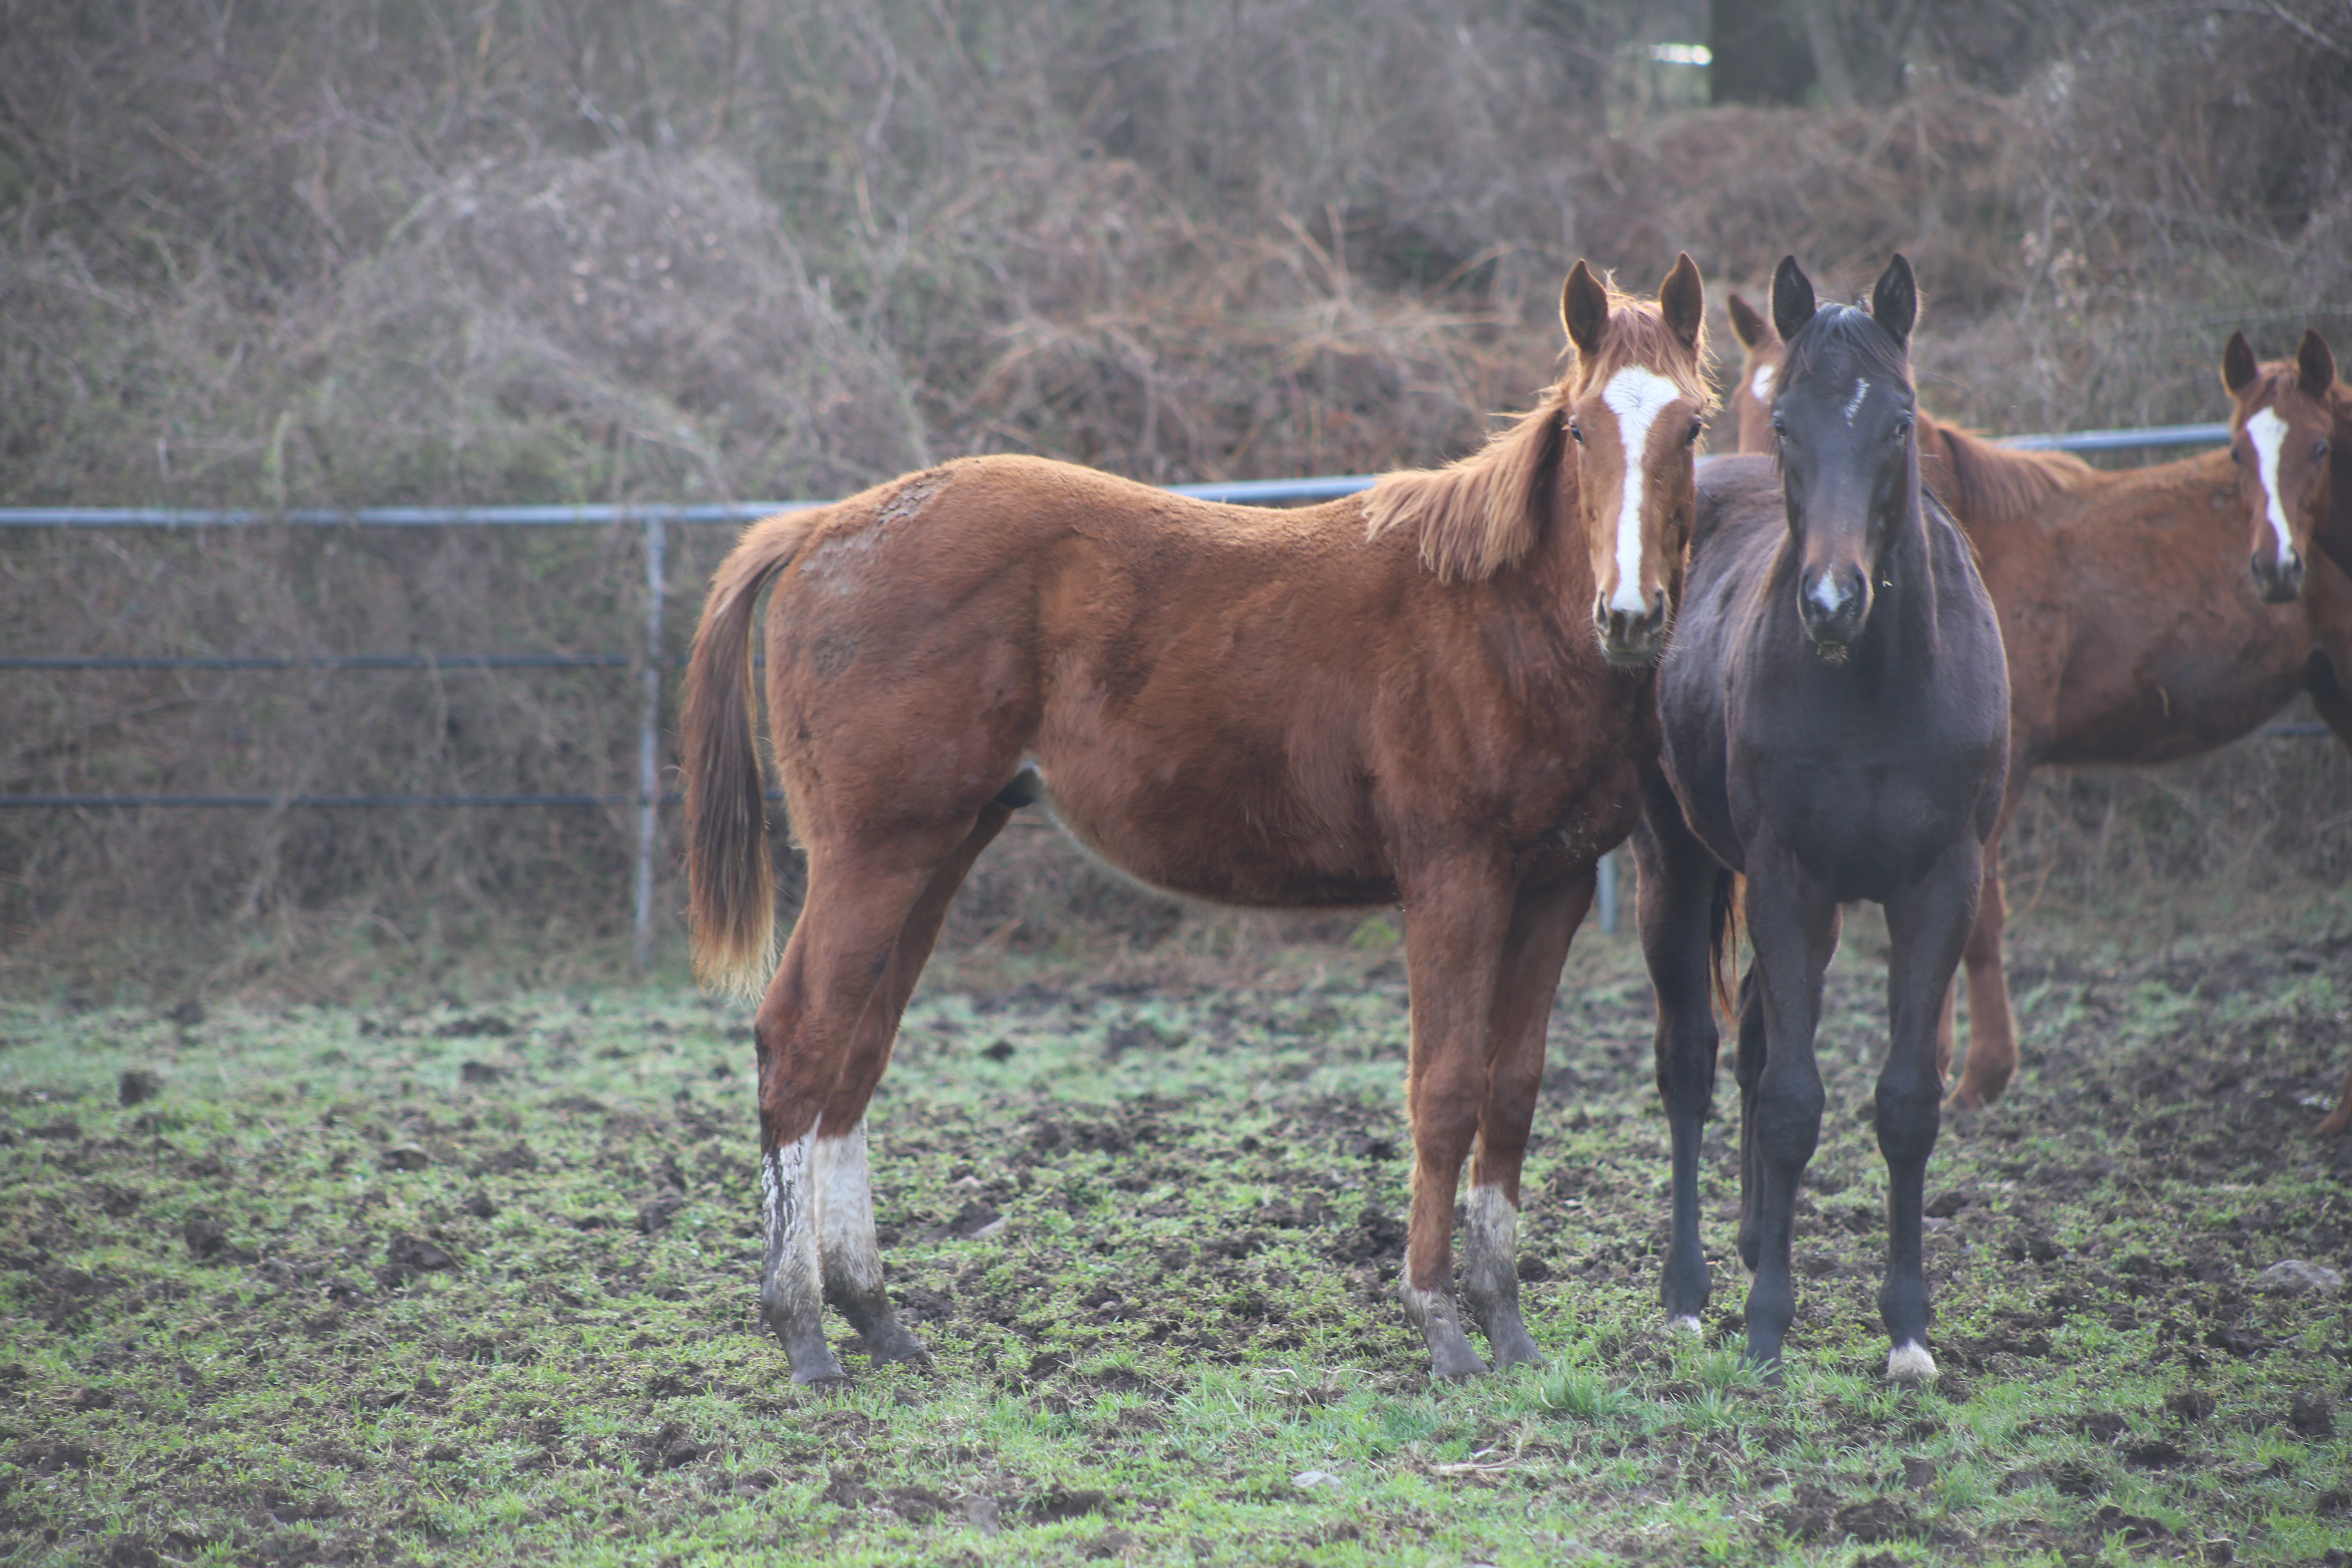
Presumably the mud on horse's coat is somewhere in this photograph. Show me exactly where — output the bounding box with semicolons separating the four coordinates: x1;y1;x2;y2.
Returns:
682;256;1714;1383
1637;255;2009;1381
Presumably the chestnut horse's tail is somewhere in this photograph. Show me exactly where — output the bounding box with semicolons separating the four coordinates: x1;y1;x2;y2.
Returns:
1708;871;1746;1026
683;507;826;998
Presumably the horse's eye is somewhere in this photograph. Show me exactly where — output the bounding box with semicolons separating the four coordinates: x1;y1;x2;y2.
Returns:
1685;417;1704;445
2316;439;2331;461
1568;419;1583;443
2232;446;2244;466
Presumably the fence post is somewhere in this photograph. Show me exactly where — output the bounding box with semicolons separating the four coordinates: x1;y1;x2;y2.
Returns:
633;512;667;970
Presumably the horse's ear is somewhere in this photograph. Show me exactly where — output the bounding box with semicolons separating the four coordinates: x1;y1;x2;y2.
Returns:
1870;254;1917;345
2222;331;2259;395
1727;292;1772;351
1562;261;1610;362
1770;256;1816;345
2298;329;2336;397
1658;252;1704;352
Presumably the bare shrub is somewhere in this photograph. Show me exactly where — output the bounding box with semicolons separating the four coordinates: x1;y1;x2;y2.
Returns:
1;0;2347;985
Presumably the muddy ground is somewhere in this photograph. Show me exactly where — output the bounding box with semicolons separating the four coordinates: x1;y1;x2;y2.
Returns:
2;893;2349;1565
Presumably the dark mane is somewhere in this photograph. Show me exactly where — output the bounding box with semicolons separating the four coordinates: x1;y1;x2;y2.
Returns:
1780;302;1909;391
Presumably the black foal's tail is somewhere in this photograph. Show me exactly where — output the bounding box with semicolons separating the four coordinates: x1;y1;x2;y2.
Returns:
1708;871;1745;1027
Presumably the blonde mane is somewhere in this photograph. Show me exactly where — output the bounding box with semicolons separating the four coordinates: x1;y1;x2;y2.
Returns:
1922;419;2096;526
1363;290;1713;583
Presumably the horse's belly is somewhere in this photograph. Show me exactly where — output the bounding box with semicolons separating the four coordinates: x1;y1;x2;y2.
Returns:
1032;774;1400;910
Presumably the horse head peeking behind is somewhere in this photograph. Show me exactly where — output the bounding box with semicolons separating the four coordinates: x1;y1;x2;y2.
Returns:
1766;253;1920;659
2224;327;2340;603
1564;254;1710;663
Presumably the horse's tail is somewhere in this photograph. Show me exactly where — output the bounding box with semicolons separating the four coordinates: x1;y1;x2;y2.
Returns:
1708;871;1745;1026
683;507;826;998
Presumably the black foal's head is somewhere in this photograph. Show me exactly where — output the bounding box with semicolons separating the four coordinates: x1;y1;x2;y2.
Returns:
1767;254;1919;657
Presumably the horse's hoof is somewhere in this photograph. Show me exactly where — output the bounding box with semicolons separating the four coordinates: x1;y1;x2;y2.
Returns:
1489;1330;1542;1369
1427;1336;1490;1383
859;1321;933;1367
793;1365;851;1388
1665;1314;1703;1336
1886;1341;1938;1383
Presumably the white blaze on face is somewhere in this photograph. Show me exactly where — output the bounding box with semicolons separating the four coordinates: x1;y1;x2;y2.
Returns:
1749;363;1776;404
1602;366;1684;615
2245;405;2298;567
1842;377;1871;424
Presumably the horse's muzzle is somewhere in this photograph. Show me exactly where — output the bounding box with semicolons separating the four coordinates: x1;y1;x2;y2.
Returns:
2251;548;2305;604
1798;567;1871;652
1594;592;1672;666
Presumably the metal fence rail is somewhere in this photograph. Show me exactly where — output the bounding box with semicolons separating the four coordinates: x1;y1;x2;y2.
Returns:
0;417;2306;955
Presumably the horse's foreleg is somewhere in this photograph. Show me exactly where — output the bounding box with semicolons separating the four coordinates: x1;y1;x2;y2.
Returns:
1462;870;1592;1370
1398;857;1517;1383
1735;851;1838;1379
1631;793;1726;1334
1878;839;1983;1382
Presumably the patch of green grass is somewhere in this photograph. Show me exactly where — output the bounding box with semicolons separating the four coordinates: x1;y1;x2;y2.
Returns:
2;903;2350;1564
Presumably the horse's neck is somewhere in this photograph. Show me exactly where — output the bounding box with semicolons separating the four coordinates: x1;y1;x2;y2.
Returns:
1919;415;2097;533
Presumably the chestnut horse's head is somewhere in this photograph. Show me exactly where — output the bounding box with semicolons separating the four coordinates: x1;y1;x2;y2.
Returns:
1766;254;1920;656
1723;291;1786;455
1561;252;1711;664
2224;328;2337;604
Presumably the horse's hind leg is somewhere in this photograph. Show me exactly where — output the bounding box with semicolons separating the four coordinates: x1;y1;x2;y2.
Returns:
1731;968;1766;1274
1947;799;2022;1109
813;803;1013;1366
1877;840;1983;1381
1631;791;1726;1334
2301;656;2352;1136
754;814;1001;1384
1461;870;1593;1369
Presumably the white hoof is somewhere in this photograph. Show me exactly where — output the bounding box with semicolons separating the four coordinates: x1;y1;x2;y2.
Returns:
1886;1341;1938;1383
1666;1314;1703;1336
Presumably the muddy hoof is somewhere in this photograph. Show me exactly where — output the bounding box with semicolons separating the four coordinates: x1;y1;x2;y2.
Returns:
860;1322;933;1367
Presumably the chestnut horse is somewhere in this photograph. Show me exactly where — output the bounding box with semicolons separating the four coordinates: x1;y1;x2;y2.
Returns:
1724;296;2352;1135
683;257;1712;1384
1639;255;2009;1381
2225;325;2352;1135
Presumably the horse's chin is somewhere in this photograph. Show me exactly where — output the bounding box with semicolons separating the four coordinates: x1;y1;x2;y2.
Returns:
2255;575;2303;605
1598;630;1671;669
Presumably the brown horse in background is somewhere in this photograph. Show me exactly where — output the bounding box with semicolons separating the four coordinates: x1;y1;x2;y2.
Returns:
684;257;1713;1384
1725;294;2352;1135
2226;326;2352;1135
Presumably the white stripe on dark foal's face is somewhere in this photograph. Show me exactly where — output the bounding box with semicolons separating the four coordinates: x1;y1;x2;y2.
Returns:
1842;378;1871;424
2245;405;2298;566
1602;366;1683;615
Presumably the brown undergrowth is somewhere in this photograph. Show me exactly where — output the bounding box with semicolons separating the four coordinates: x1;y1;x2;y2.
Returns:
3;1;2350;985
